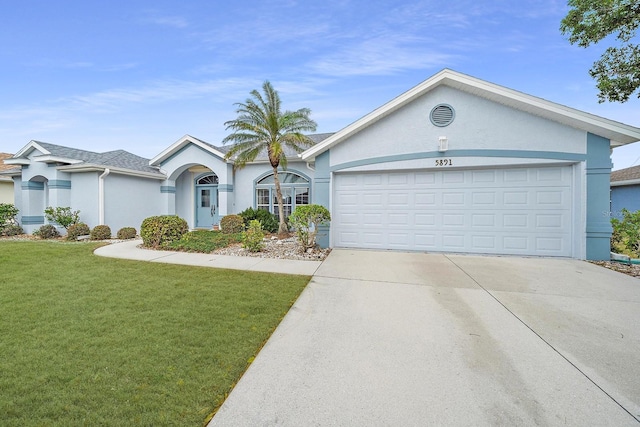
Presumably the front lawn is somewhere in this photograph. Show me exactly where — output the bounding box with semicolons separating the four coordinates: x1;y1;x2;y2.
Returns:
0;241;310;426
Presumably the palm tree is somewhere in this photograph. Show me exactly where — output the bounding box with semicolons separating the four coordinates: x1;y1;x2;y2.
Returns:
223;81;317;234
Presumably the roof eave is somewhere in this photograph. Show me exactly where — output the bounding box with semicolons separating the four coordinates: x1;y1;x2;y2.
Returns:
149;135;228;166
611;178;640;187
56;164;166;180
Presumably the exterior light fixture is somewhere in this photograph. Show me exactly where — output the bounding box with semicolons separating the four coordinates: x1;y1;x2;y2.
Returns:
438;136;448;152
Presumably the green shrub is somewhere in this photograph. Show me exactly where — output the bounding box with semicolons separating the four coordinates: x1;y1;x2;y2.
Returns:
44;206;80;230
168;230;243;252
238;207;278;233
611;209;640;258
2;224;24;236
289;204;331;251
220;215;244;234
0;203;19;232
117;227;137;239
33;224;60;239
242;220;264;252
90;225;112;240
66;222;91;241
140;215;189;248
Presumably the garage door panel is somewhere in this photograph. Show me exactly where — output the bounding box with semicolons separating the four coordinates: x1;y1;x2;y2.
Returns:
333;166;573;257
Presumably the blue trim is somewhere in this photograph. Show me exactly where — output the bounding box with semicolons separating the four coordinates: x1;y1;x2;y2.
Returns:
22;215;44;225
161;185;176;193
21;181;44;190
49;180;71;189
314;151;331;247
585;133;613;260
330;149;586;172
219;184;234;192
47;163;58;168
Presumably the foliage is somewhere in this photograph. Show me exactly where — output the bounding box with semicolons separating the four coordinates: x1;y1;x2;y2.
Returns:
242;219;265;252
288;204;331;251
168;230;243;253
90;225;112;240
0;240;309;426
611;208;640;257
222;81;317;233
561;0;640;102
140;215;189;248
33;224;60;239
116;227;137;239
1;224;24;236
44;206;80;229
220;214;245;234
66;222;91;241
0;203;19;233
238;207;279;233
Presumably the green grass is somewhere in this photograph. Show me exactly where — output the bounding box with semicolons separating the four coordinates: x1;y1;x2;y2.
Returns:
0;240;310;426
167;230;243;253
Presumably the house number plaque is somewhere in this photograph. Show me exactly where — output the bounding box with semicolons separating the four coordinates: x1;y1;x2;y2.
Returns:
435;159;453;166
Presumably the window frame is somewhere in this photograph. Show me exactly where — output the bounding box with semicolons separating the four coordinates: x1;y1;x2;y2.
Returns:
254;170;311;217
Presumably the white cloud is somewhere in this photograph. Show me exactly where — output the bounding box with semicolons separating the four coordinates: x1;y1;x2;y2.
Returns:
143;15;189;29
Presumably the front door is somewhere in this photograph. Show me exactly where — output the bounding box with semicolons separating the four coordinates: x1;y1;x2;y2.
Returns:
196;185;218;228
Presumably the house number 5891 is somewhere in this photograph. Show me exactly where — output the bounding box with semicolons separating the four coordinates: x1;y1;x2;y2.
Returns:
435;159;453;166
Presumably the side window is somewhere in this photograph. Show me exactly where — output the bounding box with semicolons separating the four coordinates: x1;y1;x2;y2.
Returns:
255;172;310;216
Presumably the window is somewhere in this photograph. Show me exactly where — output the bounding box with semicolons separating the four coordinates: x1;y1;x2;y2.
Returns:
255;171;310;218
197;174;218;185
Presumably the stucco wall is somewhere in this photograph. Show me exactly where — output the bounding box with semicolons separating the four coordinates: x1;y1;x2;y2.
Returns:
104;174;163;233
611;185;640;217
329;85;587;170
70;173;100;227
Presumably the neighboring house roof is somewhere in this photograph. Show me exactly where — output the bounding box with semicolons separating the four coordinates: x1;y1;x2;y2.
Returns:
0;152;20;180
150;133;334;167
300;69;640;162
6;141;164;179
611;164;640;187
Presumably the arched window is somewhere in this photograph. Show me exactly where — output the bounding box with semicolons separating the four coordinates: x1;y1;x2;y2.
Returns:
255;171;309;219
196;174;218;185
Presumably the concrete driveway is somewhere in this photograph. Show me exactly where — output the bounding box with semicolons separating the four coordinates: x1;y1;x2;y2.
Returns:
210;250;640;426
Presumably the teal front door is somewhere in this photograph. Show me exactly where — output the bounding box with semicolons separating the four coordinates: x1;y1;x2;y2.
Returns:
196;185;218;228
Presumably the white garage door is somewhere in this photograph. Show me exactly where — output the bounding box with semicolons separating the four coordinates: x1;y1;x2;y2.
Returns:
333;166;573;256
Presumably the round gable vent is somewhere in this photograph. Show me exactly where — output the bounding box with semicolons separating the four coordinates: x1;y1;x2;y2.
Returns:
430;104;455;127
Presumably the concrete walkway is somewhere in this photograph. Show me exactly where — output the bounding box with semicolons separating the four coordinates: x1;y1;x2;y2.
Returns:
94;239;322;276
209;249;640;426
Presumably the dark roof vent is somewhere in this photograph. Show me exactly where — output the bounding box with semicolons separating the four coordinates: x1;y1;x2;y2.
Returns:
430;104;455;127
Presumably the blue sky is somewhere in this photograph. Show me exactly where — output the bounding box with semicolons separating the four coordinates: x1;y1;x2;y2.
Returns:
1;0;639;170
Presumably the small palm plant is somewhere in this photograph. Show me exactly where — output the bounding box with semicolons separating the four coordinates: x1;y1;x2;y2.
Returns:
223;81;317;234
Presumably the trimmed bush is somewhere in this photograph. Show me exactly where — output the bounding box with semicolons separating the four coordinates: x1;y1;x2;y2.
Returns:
140;215;189;248
90;225;112;240
238;207;278;233
242;219;264;252
289;204;331;251
2;224;24;236
44;206;80;230
66;222;91;241
33;224;60;239
117;227;137;240
220;215;244;234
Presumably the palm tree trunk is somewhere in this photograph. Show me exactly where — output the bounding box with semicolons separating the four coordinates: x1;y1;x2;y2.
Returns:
272;167;288;234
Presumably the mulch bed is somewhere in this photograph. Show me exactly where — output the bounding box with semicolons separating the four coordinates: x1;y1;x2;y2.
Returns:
589;260;640;278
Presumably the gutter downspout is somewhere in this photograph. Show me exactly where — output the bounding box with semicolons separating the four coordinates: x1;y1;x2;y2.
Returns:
99;168;110;225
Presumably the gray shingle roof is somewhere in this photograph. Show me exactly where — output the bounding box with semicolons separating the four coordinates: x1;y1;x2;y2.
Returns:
611;165;640;183
31;142;160;174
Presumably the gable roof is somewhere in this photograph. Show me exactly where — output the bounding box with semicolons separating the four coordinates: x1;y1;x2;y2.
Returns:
611;164;640;186
6;141;164;179
150;133;334;166
300;69;640;162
